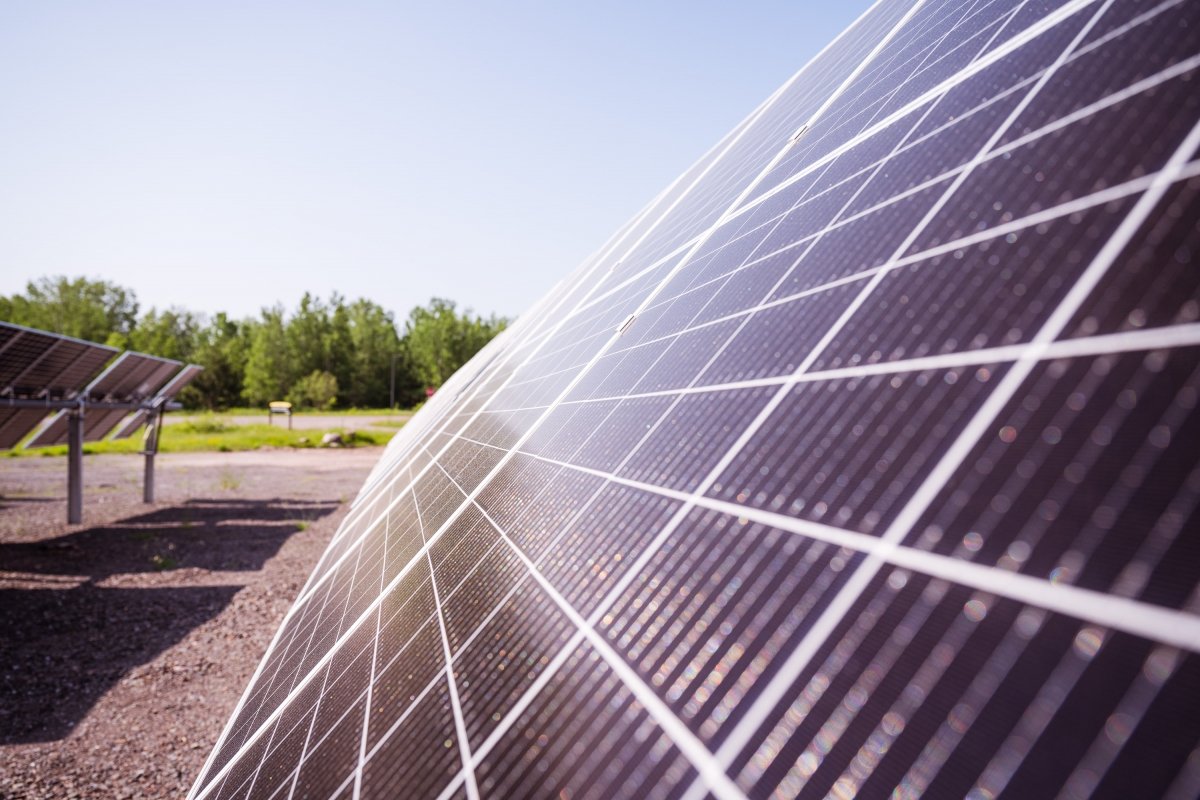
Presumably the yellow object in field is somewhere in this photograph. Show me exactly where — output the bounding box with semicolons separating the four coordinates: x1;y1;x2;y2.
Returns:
268;401;293;428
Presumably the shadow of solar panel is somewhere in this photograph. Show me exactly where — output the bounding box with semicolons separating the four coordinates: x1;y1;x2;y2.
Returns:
192;0;1200;797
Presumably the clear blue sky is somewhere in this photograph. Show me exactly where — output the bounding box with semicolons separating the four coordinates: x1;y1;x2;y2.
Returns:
0;1;872;323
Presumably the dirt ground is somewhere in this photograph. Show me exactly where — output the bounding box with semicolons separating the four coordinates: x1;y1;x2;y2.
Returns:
0;448;382;799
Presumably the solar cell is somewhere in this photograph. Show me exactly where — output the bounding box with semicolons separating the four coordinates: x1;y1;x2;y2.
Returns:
193;0;1200;798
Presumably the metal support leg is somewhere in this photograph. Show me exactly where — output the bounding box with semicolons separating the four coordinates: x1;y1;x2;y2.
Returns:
142;409;163;504
144;451;155;503
67;410;84;524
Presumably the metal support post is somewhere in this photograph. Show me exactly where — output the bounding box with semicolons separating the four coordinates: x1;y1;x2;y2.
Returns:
142;408;163;504
67;407;84;524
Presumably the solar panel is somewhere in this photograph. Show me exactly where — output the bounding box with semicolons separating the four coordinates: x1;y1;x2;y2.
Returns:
0;321;118;449
193;1;1200;798
25;351;182;448
110;363;204;440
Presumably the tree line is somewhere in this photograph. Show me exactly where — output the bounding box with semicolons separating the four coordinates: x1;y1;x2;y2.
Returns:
0;276;509;410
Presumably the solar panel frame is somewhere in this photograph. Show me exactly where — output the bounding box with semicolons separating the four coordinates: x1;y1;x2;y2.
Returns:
193;0;1200;797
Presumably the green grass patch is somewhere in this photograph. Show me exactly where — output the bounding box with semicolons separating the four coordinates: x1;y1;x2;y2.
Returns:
187;406;415;417
365;418;408;429
4;422;394;458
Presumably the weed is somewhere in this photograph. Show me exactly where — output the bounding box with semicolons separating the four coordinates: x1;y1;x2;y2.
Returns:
218;470;242;491
151;554;178;570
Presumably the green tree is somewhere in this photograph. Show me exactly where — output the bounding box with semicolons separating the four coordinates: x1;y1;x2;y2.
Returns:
345;299;404;407
127;307;201;361
401;297;508;389
0;275;138;344
183;313;251;409
242;307;290;405
287;292;333;379
288;369;338;410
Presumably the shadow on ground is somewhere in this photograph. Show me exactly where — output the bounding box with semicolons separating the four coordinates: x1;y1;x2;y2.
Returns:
0;498;340;744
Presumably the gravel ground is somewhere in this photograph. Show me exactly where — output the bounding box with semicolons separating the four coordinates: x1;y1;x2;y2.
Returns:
0;448;382;799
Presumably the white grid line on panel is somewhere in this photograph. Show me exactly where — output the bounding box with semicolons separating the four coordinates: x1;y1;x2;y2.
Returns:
427;460;748;800
287;688;365;800
351;478;395;799
568;0;1100;317
601;0;924;273
193;523;449;799
282;540;374;800
726;0;935;218
706;11;1200;783
412;483;482;800
474;315;1200;418
192;527;349;800
712;0;1102;225
443;426;1200;654
732;0;1001;214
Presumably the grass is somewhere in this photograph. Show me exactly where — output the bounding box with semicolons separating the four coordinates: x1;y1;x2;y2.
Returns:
185;406;415;417
4;419;395;458
365;418;408;428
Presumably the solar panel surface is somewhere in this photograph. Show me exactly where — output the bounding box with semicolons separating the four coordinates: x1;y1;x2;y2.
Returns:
0;321;118;449
193;0;1200;797
26;351;182;448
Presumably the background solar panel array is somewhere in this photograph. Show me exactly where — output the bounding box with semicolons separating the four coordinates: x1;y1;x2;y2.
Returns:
192;0;1200;797
0;321;118;449
25;350;184;448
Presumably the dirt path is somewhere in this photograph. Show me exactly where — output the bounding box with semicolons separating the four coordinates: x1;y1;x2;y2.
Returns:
0;448;382;799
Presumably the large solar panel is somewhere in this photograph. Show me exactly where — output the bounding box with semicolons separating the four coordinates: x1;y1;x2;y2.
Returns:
0;321;118;449
25;351;182;448
192;0;1200;797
